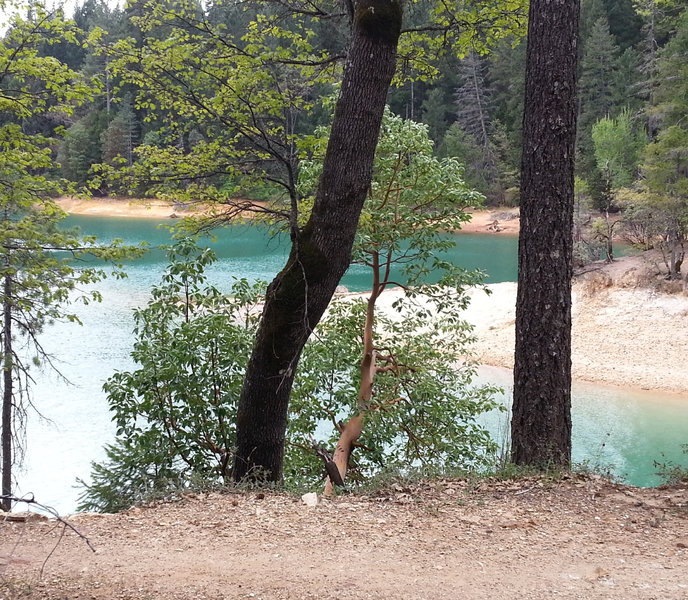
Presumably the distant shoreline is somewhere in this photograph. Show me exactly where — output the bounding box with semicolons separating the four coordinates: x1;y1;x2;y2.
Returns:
56;197;688;396
55;196;521;236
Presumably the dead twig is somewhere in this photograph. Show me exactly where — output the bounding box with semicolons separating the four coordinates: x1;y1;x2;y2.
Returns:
1;494;96;578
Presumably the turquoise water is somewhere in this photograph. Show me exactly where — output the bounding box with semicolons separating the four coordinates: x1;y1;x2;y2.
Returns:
477;367;688;487
64;214;520;290
12;216;687;513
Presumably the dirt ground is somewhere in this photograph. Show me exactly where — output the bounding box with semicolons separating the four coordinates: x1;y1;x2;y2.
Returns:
1;477;687;600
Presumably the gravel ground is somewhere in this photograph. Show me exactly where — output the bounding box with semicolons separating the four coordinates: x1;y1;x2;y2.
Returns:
1;477;687;600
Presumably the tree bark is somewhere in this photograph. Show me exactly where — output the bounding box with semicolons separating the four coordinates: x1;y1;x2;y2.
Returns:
511;0;580;468
2;275;13;511
233;0;402;482
323;271;381;495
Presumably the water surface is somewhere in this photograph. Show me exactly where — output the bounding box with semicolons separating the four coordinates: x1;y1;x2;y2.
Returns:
12;216;687;513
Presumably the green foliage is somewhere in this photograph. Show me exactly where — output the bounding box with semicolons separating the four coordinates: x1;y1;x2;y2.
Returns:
289;296;502;486
0;1;144;509
440;124;490;195
59;109;110;185
80;0;528;206
87;0;340;204
293;110;501;485
591;110;645;189
299;109;483;275
81;113;501;510
100;100;137;167
579;15;621;134
643;125;688;200
78;238;265;512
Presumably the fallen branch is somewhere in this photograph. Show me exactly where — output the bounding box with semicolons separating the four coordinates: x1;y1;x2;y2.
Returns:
1;493;96;577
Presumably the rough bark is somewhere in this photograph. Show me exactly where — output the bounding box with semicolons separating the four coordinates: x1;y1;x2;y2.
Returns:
511;0;580;468
233;0;402;482
2;276;12;511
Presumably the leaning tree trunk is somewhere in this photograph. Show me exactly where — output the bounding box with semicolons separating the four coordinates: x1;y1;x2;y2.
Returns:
511;0;580;468
233;0;403;482
1;276;13;511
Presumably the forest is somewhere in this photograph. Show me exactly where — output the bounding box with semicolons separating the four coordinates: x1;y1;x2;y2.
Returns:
0;0;682;265
47;0;687;275
0;0;687;508
1;0;688;598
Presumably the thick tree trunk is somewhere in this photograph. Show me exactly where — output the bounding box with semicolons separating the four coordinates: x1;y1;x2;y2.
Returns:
233;0;402;482
511;0;579;468
2;276;13;511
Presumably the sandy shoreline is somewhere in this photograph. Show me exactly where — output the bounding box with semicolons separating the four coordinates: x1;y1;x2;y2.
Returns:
57;197;686;396
56;196;520;235
56;196;202;220
369;275;688;397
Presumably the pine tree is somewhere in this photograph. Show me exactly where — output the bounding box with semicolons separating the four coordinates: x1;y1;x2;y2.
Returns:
512;0;579;468
421;87;450;145
579;16;621;134
101;100;138;167
605;0;643;49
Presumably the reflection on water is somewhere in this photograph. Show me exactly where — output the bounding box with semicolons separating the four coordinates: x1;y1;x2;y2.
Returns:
11;216;687;513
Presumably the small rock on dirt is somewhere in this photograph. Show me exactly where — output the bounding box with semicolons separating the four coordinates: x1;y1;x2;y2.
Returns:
301;492;318;507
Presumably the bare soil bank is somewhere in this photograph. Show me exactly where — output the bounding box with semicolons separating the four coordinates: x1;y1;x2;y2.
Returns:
464;252;688;395
1;477;687;600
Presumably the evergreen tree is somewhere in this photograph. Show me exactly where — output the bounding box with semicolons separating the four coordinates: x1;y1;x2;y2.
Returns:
59;109;109;185
101;100;138;167
421;87;450;145
635;9;688;280
579;15;621;136
440;123;490;194
0;2;133;510
605;0;643;49
454;52;502;202
489;37;526;165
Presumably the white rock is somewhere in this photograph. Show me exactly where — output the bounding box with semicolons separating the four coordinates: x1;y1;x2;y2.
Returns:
301;492;318;507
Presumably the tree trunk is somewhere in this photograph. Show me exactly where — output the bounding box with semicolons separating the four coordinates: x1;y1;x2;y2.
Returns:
511;0;579;468
233;0;402;482
323;275;381;495
1;275;13;511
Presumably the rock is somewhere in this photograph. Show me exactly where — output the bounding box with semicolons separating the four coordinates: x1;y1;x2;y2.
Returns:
334;285;349;295
301;492;318;507
3;511;49;523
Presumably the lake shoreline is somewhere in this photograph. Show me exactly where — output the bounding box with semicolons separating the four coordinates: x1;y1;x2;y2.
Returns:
348;254;688;398
465;276;688;397
55;196;521;236
58;197;688;397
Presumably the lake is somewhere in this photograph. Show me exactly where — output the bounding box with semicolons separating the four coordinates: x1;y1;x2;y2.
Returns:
12;216;688;514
